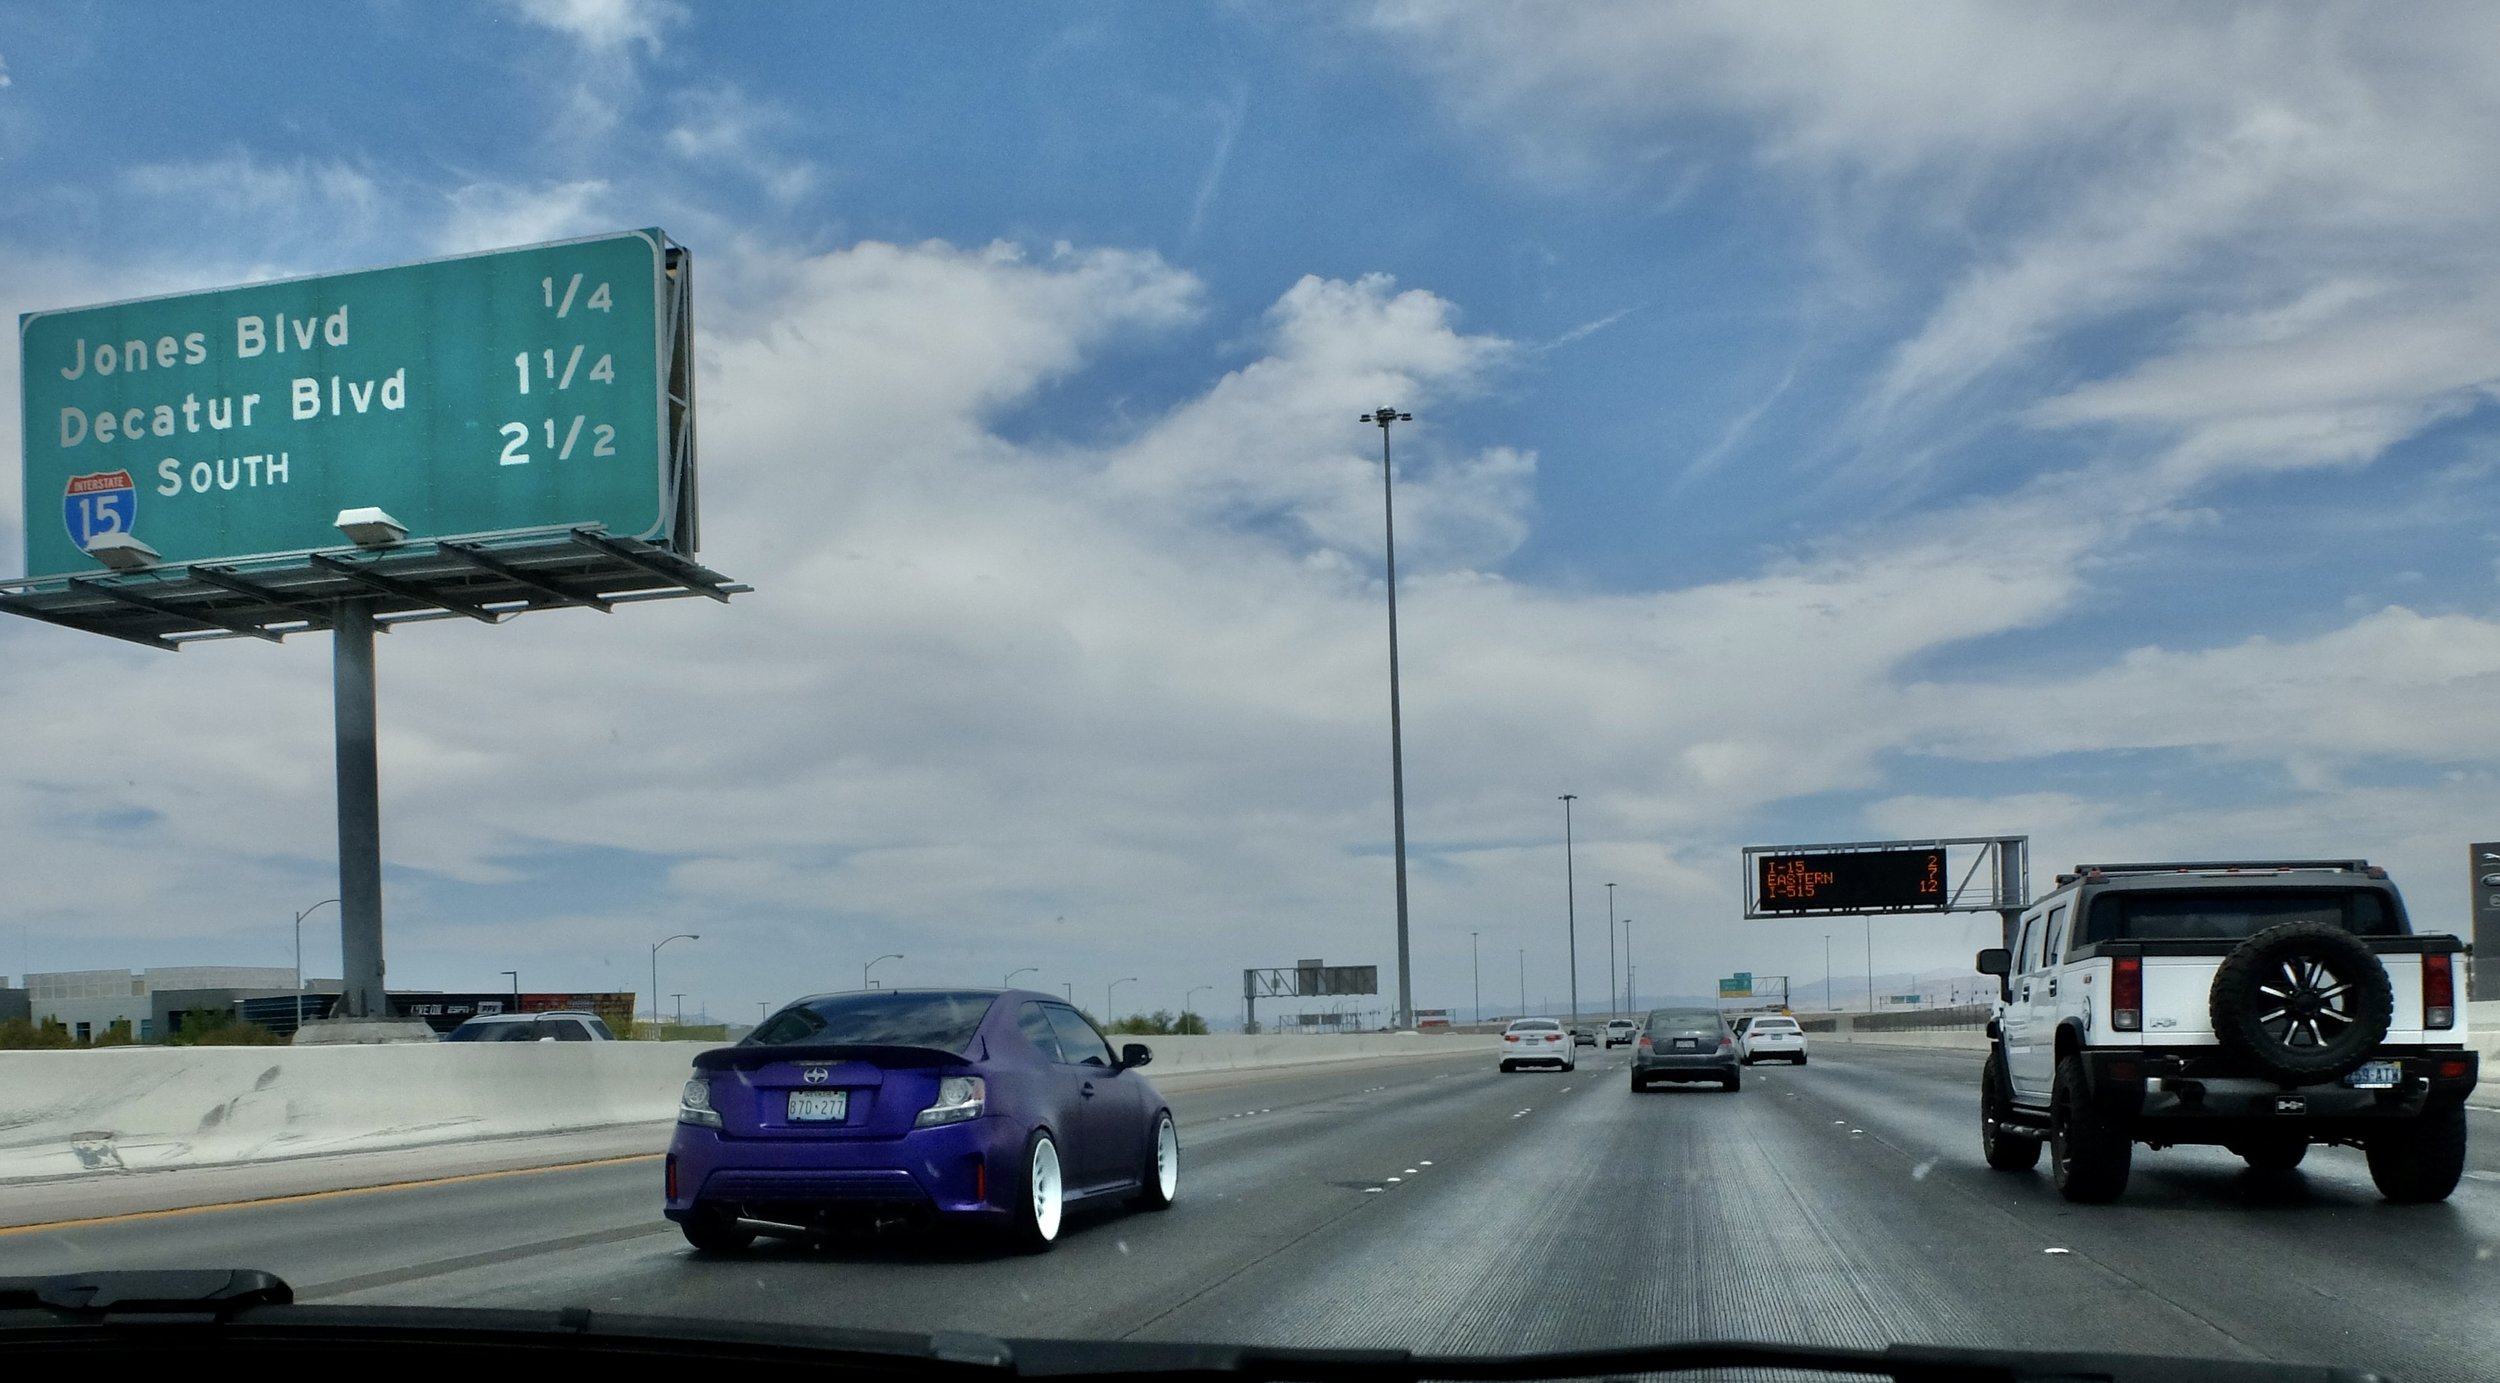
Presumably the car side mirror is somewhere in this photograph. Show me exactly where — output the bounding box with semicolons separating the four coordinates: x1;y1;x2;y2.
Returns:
1120;1042;1153;1070
1975;947;2012;1001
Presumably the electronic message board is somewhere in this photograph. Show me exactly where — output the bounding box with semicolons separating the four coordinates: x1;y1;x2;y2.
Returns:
1754;847;1947;914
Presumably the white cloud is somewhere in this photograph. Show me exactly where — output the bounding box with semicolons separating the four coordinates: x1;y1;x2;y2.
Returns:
436;179;616;255
509;0;683;54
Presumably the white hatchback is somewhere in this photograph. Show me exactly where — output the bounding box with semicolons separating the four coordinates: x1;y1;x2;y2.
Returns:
1734;1014;1808;1065
1499;1017;1576;1072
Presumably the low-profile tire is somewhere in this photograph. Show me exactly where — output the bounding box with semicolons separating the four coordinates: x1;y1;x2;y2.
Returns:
1629;1072;1646;1092
1499;1060;1514;1073
1011;1128;1066;1252
1722;1068;1742;1092
2233;1138;2308;1172
2366;1103;2467;1203
1133;1109;1179;1210
679;1203;754;1253
2050;1054;2132;1203
1980;1049;2043;1172
1794;1053;1808;1066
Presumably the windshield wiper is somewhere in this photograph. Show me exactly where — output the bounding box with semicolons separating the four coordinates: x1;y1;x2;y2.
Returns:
0;1272;2387;1382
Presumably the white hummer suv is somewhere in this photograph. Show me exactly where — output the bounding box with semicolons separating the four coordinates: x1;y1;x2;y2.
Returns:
1975;860;2476;1203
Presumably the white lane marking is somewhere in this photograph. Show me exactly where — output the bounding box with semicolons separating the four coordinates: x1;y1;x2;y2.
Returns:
1912;1159;1935;1181
2043;1247;2072;1255
1850;1129;1865;1135
1363;1187;1384;1194
2464;1170;2500;1183
1403;1168;1418;1174
1386;1176;1402;1183
1419;1160;1433;1166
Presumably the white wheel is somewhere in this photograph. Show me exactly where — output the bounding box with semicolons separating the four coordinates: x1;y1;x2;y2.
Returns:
1136;1110;1178;1210
1013;1130;1063;1250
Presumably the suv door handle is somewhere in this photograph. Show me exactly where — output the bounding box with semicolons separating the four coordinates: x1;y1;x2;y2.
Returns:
1081;1081;1097;1098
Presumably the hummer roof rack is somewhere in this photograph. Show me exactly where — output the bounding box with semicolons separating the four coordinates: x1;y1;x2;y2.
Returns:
2053;860;2382;885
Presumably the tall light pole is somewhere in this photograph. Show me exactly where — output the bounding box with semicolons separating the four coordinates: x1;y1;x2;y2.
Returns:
1865;918;1876;1013
1605;882;1617;1016
651;933;699;1032
293;897;340;1035
1186;984;1212;1028
1517;947;1525;1015
1624;917;1635;1011
1825;934;1834;1011
500;970;519;1013
1470;930;1480;1025
866;953;903;989
1110;976;1138;1021
1005;966;1038;989
1361;406;1416;1030
1559;794;1580;1026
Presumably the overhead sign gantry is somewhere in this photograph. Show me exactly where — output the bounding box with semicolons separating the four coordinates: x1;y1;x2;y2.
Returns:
1742;836;2030;949
7;230;745;1025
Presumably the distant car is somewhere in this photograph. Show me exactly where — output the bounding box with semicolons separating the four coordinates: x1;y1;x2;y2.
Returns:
1499;1017;1576;1072
1734;1014;1808;1065
442;1011;615;1042
1571;1026;1598;1047
1603;1019;1638;1047
666;988;1176;1253
1630;1007;1741;1092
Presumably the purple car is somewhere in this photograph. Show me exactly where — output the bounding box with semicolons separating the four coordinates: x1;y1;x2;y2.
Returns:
665;987;1178;1252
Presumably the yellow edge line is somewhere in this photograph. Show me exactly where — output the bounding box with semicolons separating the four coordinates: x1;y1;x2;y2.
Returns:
0;1152;662;1236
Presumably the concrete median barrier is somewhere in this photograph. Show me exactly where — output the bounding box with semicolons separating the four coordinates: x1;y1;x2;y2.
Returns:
0;1032;1495;1182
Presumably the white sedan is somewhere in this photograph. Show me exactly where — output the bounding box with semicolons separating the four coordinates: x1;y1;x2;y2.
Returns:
1734;1014;1809;1065
1498;1017;1576;1072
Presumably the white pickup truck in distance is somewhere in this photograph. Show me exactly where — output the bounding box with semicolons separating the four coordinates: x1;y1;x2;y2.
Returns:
1974;860;2476;1204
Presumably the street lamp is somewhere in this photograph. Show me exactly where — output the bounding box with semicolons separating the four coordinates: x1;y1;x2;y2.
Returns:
1605;882;1617;1017
1360;406;1416;1030
1186;984;1212;1029
1470;930;1480;1025
1006;966;1038;988
499;970;519;1013
1825;934;1833;1011
292;897;341;1034
651;934;699;1033
1109;976;1138;1021
1559;794;1580;1026
1622;917;1633;1012
866;953;903;989
1517;947;1526;1016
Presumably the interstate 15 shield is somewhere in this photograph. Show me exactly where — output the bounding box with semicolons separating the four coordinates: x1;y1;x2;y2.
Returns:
63;469;137;553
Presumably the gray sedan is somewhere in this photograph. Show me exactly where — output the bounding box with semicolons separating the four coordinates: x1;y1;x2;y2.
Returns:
1630;1007;1741;1092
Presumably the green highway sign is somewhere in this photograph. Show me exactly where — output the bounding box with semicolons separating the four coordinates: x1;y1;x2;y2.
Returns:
19;229;670;581
1718;973;1753;997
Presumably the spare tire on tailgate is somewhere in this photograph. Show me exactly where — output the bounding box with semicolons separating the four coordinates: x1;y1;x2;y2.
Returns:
2208;921;2391;1085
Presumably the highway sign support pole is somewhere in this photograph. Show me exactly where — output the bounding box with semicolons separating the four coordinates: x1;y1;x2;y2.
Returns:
1560;794;1580;1027
1362;408;1416;1031
333;598;387;1019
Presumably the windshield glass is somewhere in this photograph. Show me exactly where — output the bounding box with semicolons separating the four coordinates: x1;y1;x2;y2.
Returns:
745;991;995;1052
6;6;2495;1377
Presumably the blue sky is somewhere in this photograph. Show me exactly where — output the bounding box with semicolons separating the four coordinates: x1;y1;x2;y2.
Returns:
7;1;2500;1024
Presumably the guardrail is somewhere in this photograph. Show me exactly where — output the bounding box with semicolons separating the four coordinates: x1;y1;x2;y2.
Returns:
0;1031;1495;1182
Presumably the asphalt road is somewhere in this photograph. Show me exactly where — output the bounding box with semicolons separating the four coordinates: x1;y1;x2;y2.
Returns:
7;1044;2499;1381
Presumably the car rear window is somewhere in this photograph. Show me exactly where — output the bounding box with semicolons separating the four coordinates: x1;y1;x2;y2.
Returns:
2081;888;2402;944
1509;1019;1560;1031
744;990;996;1052
1648;1009;1720;1032
444;1018;536;1042
1753;1019;1797;1031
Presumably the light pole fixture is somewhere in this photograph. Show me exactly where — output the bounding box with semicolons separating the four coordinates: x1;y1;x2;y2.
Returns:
1470;930;1480;1025
1186;984;1212;1027
866;953;903;989
293;897;341;1035
1605;882;1617;1016
1559;794;1580;1026
500;970;519;1012
651;933;699;1032
1622;917;1634;1012
1006;966;1039;989
1360;406;1416;1030
1517;946;1525;1016
1109;976;1139;1020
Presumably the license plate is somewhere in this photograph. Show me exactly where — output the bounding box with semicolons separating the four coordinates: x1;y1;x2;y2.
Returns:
788;1090;848;1122
1673;1038;1699;1050
2344;1062;2402;1090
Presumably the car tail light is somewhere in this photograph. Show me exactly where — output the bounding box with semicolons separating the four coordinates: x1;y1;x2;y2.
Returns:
665;1153;679;1201
2437;1058;2470;1080
2111;957;2142;1032
678;1075;722;1129
1637;1036;1652;1049
974;1156;987;1203
1504;1033;1520;1043
915;1075;988;1129
1719;1035;1733;1049
2424;953;2455;1030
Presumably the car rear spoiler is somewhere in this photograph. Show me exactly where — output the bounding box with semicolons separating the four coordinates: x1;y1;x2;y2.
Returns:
690;1042;974;1072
